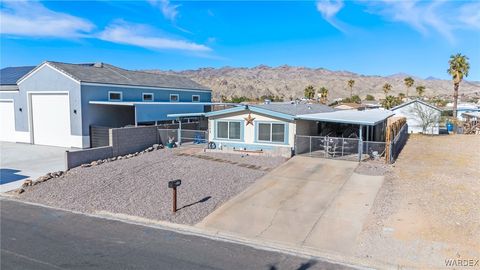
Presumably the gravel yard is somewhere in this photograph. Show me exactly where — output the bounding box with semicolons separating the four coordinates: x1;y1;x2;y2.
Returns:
18;149;286;225
355;135;480;268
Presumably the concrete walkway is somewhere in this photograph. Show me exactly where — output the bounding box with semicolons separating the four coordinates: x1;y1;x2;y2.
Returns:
197;156;384;256
0;142;69;192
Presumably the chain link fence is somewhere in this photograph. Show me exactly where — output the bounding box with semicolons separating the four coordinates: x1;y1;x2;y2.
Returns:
295;135;386;161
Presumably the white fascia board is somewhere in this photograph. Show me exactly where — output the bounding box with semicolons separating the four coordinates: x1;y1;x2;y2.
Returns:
81;82;212;93
17;62;80;86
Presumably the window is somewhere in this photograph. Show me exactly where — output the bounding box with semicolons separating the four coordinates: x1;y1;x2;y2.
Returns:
192;95;200;102
108;91;122;101
217;121;241;140
143;93;154;101
170;94;179;102
257;122;285;143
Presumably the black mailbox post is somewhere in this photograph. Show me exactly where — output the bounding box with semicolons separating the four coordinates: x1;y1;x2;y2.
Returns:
168;179;181;213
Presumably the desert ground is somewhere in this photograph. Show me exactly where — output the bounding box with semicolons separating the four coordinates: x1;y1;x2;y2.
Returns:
356;135;480;268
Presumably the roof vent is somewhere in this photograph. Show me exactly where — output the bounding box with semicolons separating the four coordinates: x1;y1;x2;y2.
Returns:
94;62;103;68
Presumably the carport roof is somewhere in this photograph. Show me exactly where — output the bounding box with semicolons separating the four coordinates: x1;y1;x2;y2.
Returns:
296;109;395;126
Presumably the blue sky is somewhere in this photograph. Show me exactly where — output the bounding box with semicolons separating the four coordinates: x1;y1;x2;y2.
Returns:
1;0;479;80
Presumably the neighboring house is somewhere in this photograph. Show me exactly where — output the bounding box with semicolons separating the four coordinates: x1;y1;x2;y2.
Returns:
172;102;393;157
445;102;480;121
334;103;366;110
0;61;212;148
1;66;36;143
391;99;441;134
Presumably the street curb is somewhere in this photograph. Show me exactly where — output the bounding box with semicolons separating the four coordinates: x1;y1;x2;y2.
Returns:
1;197;395;270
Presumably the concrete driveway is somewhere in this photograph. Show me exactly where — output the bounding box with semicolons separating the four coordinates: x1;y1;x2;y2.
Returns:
0;142;68;192
197;156;384;256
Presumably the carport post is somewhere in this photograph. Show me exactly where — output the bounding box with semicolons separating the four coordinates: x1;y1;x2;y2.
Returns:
178;118;182;145
358;125;363;162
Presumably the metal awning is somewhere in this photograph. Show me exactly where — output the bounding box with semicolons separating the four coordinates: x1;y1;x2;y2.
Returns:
296;109;394;126
167;112;206;118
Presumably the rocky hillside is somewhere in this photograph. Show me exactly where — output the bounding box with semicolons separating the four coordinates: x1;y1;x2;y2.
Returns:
146;65;480;101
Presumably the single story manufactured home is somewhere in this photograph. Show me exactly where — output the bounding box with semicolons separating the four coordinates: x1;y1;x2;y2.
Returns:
0;61;212;148
391;99;441;134
171;103;394;157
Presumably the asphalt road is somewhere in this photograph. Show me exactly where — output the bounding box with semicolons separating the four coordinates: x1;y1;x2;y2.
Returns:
0;199;354;270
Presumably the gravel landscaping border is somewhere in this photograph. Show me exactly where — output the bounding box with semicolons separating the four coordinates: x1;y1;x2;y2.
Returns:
18;148;287;225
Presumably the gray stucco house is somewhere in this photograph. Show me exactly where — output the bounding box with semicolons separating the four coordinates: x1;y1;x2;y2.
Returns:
0;61;212;148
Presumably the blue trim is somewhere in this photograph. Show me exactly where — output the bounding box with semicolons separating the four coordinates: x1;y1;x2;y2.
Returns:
214;119;245;142
249;106;295;121
205;106;247;117
254;121;289;145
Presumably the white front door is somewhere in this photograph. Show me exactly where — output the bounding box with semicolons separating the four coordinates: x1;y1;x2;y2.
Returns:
0;100;16;142
31;94;72;147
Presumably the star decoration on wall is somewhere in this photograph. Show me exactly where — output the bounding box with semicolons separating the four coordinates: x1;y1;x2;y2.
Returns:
244;113;255;126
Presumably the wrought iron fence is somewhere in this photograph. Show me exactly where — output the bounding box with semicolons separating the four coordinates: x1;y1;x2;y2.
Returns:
295;135;386;161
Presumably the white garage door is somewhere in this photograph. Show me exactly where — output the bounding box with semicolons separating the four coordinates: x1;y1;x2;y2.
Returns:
31;94;71;147
0;100;16;142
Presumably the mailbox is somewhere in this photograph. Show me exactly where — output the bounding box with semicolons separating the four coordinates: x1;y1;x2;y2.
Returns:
168;179;181;188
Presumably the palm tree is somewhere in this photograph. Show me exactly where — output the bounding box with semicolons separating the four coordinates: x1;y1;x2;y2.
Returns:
347;79;355;98
381;95;400;109
304;85;316;100
382;83;392;97
403;77;414;98
416;85;425;97
447;53;470;118
319;87;329;104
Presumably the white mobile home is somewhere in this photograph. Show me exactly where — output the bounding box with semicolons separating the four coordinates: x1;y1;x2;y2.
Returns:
391;99;441;134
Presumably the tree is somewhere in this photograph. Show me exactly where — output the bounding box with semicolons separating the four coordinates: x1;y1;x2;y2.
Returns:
304;85;316;99
347;79;355;98
351;95;361;104
409;103;440;134
319;87;329;104
365;94;375;101
447;53;470;118
403;77;415;98
381;95;402;109
382;83;392;97
416;85;425;97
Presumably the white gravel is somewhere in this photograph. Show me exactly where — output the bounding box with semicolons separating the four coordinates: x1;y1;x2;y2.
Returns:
19;149;286;225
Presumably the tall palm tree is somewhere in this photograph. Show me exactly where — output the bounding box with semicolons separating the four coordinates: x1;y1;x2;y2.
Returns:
347;79;355;98
319;87;329;104
447;53;470;118
416;85;425;97
382;83;392;97
403;77;414;98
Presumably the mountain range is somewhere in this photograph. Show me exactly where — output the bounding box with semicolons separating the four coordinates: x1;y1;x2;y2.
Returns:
146;65;480;102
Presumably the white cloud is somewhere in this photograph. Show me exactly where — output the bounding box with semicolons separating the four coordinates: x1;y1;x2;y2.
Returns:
366;0;479;43
147;0;180;22
98;21;211;52
316;0;346;32
0;0;94;38
458;2;480;29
